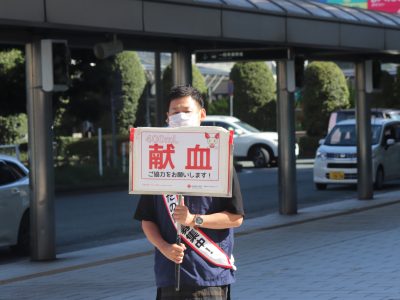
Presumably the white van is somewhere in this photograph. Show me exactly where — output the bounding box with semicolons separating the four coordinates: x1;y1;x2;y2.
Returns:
314;118;400;190
327;108;400;133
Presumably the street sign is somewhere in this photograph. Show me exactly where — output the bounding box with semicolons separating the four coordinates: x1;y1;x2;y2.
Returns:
227;80;234;96
129;126;234;197
196;48;289;63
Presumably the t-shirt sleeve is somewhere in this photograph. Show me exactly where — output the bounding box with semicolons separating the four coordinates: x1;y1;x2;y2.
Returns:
224;169;245;216
134;194;157;222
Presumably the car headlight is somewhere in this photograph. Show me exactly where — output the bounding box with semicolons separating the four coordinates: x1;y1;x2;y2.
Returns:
316;150;327;160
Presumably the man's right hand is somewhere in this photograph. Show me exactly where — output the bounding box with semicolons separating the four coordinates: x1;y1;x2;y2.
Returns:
160;243;186;264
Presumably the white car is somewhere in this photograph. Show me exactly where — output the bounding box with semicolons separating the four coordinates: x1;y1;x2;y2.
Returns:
314;118;400;190
202;115;299;168
0;154;30;254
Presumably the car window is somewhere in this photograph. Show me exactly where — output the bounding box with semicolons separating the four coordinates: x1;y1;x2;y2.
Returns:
0;161;18;185
389;112;400;120
201;121;215;126
382;124;397;144
214;121;235;132
326;124;382;146
4;161;26;179
235;121;260;133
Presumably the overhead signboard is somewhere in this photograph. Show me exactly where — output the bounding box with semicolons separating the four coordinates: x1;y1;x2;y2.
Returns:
312;0;399;13
195;48;288;63
129;126;234;197
368;0;400;14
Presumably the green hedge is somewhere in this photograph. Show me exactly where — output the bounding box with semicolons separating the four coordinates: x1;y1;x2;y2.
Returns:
56;134;130;165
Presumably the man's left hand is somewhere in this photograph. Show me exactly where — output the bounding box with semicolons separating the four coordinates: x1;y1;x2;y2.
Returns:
173;198;195;226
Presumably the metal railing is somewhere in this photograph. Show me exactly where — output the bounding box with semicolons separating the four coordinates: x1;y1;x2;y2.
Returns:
0;144;20;160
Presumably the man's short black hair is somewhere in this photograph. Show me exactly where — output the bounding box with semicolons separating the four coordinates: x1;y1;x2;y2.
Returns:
167;85;204;109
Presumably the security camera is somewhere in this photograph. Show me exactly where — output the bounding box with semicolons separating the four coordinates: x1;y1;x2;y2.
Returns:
93;39;123;59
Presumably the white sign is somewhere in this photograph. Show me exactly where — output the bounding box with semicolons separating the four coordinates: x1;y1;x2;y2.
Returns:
129;126;233;197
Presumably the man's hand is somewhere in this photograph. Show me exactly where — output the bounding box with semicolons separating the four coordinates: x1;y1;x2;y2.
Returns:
159;243;186;264
173;198;195;226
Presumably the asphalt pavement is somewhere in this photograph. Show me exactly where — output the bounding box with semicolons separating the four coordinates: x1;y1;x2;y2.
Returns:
1;189;400;299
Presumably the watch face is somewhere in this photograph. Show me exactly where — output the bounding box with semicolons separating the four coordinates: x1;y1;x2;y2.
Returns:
195;216;203;225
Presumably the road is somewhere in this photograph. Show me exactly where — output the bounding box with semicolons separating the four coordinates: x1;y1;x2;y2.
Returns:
54;161;359;252
1;161;399;260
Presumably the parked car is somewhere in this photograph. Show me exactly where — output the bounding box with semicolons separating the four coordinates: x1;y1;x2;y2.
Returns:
202;115;299;168
328;108;400;133
0;154;30;254
314;118;400;190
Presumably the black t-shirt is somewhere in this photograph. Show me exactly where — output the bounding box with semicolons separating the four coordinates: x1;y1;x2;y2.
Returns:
134;169;244;222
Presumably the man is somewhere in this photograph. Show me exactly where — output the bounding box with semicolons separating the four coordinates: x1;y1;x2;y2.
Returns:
134;85;244;300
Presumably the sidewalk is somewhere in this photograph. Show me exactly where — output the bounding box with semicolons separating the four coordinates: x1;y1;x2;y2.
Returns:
1;190;400;299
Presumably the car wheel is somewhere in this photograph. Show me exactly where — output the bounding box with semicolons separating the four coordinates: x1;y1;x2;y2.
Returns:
315;183;327;190
374;167;384;190
14;212;30;256
251;146;270;168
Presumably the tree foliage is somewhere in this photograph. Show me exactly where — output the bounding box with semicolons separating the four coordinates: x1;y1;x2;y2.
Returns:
302;61;350;137
371;66;400;109
161;64;207;115
0;113;27;145
112;51;146;134
229;62;276;130
59;50;146;135
207;97;229;115
0;48;26;116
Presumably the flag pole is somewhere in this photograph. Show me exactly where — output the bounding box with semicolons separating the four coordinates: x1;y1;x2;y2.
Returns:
175;194;183;292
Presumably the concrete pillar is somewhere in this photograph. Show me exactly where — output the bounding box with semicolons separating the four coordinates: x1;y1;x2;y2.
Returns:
172;49;192;86
276;60;298;215
26;40;56;261
355;61;373;200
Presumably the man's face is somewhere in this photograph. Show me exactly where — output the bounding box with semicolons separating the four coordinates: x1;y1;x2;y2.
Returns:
167;96;206;126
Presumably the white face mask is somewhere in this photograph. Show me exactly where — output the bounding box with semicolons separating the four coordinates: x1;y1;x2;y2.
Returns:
168;112;199;128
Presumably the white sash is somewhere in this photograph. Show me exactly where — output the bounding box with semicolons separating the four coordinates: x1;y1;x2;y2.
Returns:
162;194;234;269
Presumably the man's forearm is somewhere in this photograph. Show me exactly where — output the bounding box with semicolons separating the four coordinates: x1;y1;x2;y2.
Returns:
198;212;243;230
142;220;169;251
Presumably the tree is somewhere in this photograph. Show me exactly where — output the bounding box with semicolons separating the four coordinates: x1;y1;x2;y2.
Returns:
111;51;146;134
229;62;276;130
0;48;26;116
59;50;146;135
0;114;27;145
302;61;350;137
161;64;207;115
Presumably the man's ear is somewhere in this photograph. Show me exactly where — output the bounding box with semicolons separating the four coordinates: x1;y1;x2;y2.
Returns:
200;108;206;122
165;112;170;125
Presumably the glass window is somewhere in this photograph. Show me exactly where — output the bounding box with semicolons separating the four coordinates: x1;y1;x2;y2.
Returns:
215;121;235;131
325;124;382;146
236;121;260;133
311;2;358;21
270;0;309;15
201;121;215;126
194;0;224;5
381;12;400;26
362;9;397;26
339;6;378;24
223;0;255;9
382;124;397;144
248;0;284;13
293;1;333;18
4;161;27;179
0;162;17;185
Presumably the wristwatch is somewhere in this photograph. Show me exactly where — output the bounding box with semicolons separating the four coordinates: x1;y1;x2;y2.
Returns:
194;215;204;227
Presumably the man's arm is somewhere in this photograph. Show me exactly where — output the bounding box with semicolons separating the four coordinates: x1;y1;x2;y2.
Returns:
173;202;243;229
142;220;186;264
